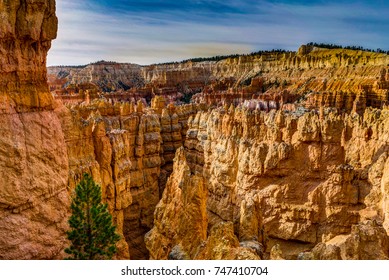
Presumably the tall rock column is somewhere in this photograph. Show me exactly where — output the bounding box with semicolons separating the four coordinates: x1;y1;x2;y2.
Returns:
0;0;69;259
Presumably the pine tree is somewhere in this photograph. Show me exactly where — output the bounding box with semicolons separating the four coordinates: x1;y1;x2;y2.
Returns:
65;173;120;260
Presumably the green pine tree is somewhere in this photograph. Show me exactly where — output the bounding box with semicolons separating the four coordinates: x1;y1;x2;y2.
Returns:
65;173;120;260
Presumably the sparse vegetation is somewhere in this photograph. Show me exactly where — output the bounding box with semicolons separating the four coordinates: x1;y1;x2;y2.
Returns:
181;92;195;104
307;42;389;54
64;173;120;260
90;60;120;65
51;64;87;69
241;77;252;87
153;49;291;66
51;44;389;69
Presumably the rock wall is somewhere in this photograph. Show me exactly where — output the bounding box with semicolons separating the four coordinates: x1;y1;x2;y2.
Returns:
0;0;70;259
145;147;208;259
145;147;261;260
56;98;200;259
2;0;389;260
48;47;389;112
152;96;204;190
146;106;389;259
48;62;144;92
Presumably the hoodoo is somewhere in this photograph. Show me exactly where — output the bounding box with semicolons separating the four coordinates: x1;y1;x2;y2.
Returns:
1;0;389;260
0;0;69;259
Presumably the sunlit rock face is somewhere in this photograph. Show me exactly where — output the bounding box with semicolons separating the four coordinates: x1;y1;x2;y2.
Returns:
0;0;70;260
49;45;389;260
146;105;389;260
49;46;389;114
56;98;201;259
2;0;389;260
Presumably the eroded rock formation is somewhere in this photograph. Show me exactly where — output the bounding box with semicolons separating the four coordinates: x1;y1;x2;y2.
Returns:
49;47;389;113
2;0;389;260
0;0;69;259
146;106;389;259
55;97;200;259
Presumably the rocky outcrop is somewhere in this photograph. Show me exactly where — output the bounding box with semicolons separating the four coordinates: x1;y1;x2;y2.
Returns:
152;97;203;190
0;0;70;259
147;105;389;259
145;147;207;259
145;147;260;260
49;47;389;113
2;0;389;261
48;62;144;92
55;97;201;259
57;100;162;259
299;221;389;260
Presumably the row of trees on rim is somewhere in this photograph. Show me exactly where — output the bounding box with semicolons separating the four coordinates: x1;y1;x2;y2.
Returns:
306;42;389;54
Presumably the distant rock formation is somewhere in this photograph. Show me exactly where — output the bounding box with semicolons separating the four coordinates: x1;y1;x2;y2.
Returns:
48;47;389;113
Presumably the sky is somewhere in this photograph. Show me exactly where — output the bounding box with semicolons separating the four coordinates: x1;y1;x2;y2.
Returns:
47;0;389;66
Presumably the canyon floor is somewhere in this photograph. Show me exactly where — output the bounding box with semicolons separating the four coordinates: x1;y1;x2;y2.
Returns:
1;0;389;260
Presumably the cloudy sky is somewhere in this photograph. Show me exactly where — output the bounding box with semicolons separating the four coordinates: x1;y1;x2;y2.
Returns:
47;0;389;66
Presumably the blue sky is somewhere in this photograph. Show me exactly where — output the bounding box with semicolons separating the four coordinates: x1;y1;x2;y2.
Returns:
47;0;389;66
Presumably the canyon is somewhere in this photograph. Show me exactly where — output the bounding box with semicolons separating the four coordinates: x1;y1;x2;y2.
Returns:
1;0;389;260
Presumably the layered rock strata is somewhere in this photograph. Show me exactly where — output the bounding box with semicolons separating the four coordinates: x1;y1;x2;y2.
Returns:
145;147;260;260
2;0;389;261
57;98;200;259
48;47;389;112
0;0;70;259
151;97;204;191
146;106;389;259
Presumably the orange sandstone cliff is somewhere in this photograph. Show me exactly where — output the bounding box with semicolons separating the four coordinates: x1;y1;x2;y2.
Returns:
2;0;389;261
146;106;389;259
0;0;198;259
0;0;69;259
55;98;199;259
48;46;389;113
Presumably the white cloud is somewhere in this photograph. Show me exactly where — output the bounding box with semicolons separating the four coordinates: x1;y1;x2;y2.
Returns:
47;0;389;66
